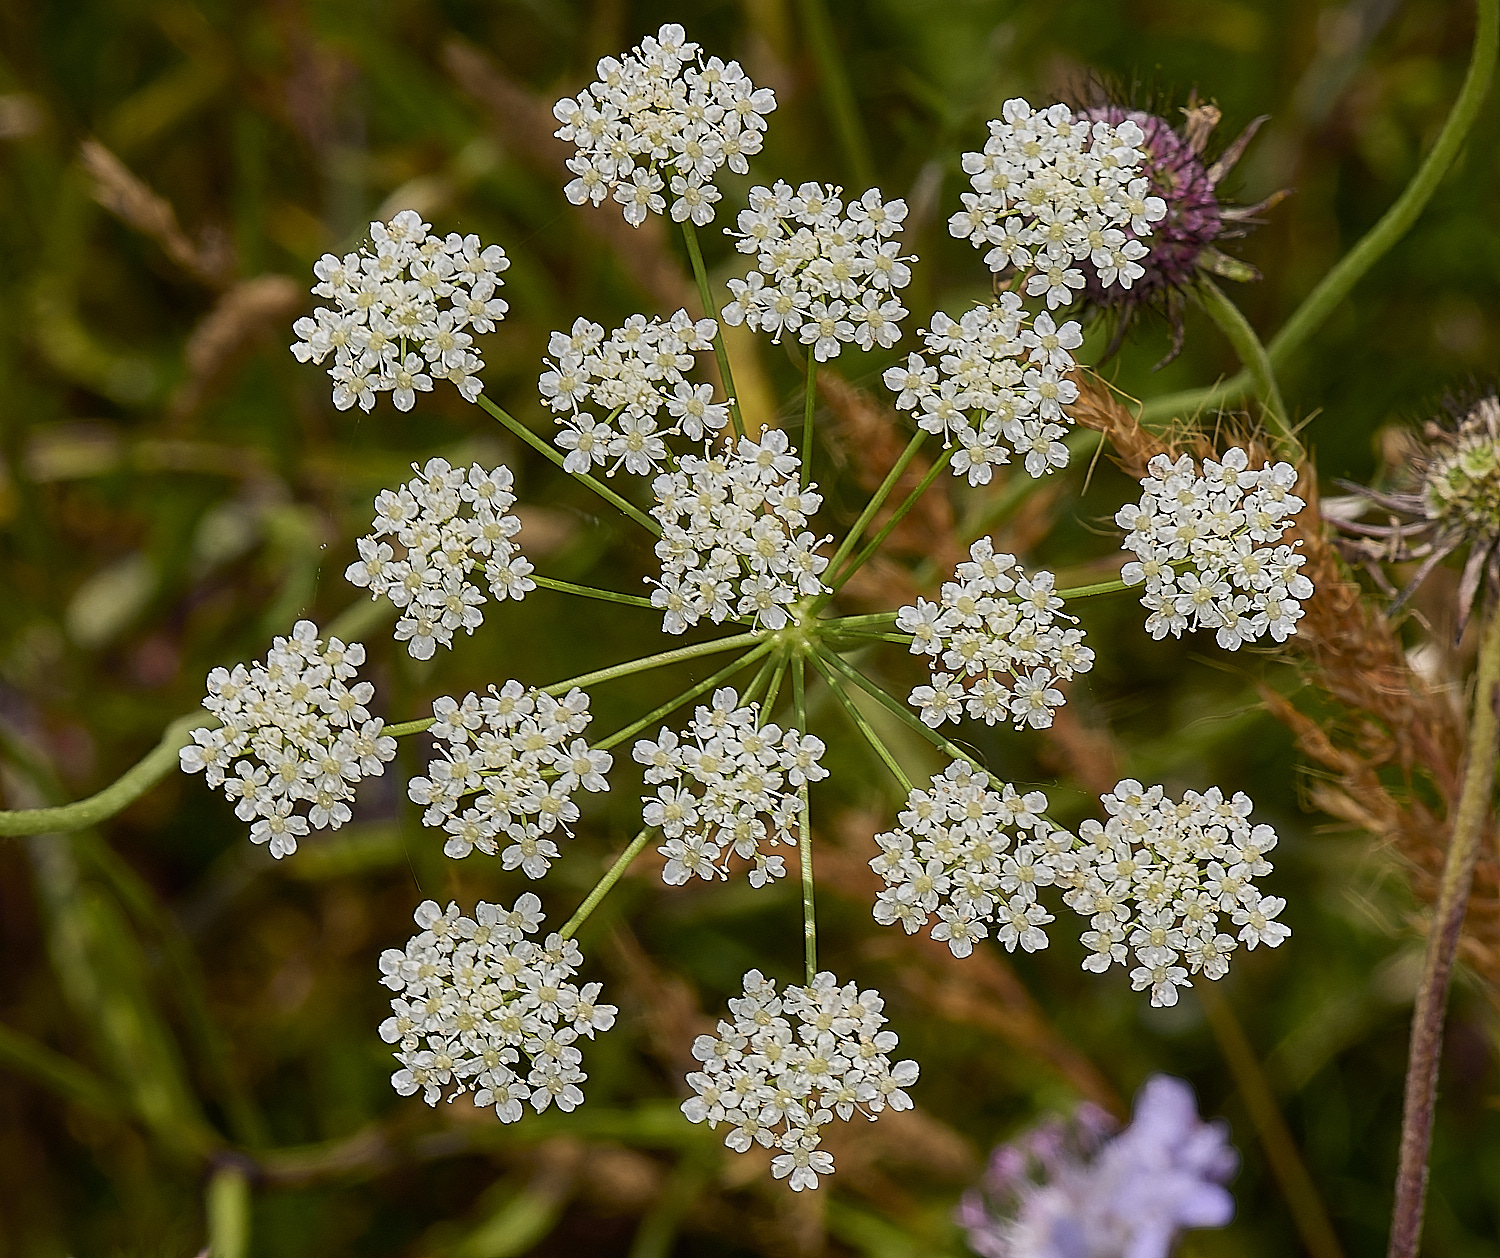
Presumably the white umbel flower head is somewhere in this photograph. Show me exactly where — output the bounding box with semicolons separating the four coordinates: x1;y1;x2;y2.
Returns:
553;24;776;227
345;458;534;659
648;431;831;634
682;968;919;1191
290;210;508;411
722;181;916;360
635;687;825;888
179;621;397;857
884;297;1083;485
1118;448;1311;649
870;759;1067;958
540;310;728;477
898;538;1093;731
407;683;611;877
1053;779;1290;1007
949;98;1167;307
379;895;617;1122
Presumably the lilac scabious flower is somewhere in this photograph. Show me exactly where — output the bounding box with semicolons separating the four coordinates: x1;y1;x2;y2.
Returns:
958;1075;1237;1258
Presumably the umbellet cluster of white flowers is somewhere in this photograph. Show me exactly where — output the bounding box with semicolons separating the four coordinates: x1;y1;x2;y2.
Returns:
344;458;534;660
721;181;915;360
553;23;775;227
883;296;1082;485
406;683;611;876
870;760;1065;958
897;538;1093;731
649;431;831;634
948;98;1168;307
539;310;728;477
1117;449;1311;649
1054;779;1290;1008
291;209;509;411
634;687;825;887
179;620;396;858
379;896;616;1122
681;968;919;1191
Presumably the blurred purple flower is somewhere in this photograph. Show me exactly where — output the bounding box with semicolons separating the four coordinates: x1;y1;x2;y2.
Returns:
958;1075;1237;1258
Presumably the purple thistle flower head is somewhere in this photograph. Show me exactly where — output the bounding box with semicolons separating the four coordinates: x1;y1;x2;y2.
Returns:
1083;97;1285;364
958;1075;1237;1258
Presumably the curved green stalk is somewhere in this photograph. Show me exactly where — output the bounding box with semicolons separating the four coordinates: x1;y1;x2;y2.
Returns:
475;392;661;535
595;644;774;752
802;352;818;489
1142;0;1498;425
1193;278;1294;456
823;448;954;599
680;221;744;439
560;827;655;941
0;712;214;837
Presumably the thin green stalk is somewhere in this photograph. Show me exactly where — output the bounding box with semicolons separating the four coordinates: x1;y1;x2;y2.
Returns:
824;630;915;647
207;1163;251;1258
531;574;657;610
740;650;781;708
1388;602;1500;1258
0;712;214;837
544;631;765;697
792;656;817;983
384;717;435;739
680;221;744;439
0;1019;123;1116
822;431;928;584
818;647;985;775
595;644;775;752
822;610;897;630
1057;576;1134;600
560;827;654;940
809;653;914;792
1193;278;1294;455
802;352;818;489
1142;0;1498;425
824;448;954;599
762;654;790;719
798;0;876;187
476;393;661;535
1198;984;1345;1258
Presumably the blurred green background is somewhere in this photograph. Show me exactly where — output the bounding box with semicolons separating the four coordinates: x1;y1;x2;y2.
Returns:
1;0;1498;1254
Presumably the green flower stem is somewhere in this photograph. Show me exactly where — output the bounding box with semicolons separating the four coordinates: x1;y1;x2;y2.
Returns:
1057;576;1134;600
824;448;955;599
595;644;775;752
809;653;914;793
0;712;215;837
821;610;897;630
680;221;744;439
544;631;765;698
817;647;985;776
207;1163;251;1258
383;717;435;738
531;574;658;611
1142;0;1498;426
763;654;790;718
740;649;781;708
475;392;661;536
1193;278;1294;456
802;352;818;489
560;826;655;941
793;655;818;984
1388;603;1500;1258
821;431;929;585
825;630;915;647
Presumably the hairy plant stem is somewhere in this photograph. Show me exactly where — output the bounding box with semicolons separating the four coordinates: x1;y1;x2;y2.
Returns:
1193;278;1295;456
1388;603;1500;1258
821;430;929;585
823;447;955;601
793;655;818;984
560;827;655;941
475;392;661;535
802;352;818;490
1142;0;1498;425
809;653;913;792
530;574;658;610
595;644;775;752
680;220;744;439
